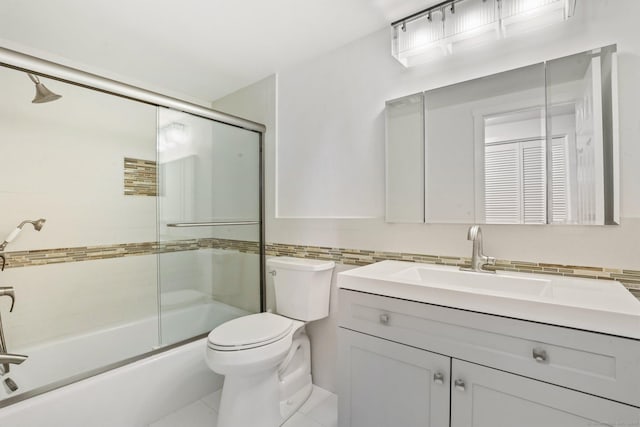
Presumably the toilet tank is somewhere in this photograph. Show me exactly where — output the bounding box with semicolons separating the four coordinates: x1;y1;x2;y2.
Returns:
267;257;335;321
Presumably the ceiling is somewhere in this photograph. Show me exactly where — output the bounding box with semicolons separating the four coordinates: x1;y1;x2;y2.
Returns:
0;0;438;103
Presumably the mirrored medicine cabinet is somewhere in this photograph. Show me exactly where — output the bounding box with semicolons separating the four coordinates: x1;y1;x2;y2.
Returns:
385;45;619;225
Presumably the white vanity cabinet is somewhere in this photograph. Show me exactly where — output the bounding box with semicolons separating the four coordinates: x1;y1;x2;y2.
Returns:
451;359;638;427
337;289;640;427
337;328;449;427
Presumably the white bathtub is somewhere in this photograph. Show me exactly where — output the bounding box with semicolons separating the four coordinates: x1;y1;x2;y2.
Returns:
0;337;221;427
0;298;247;401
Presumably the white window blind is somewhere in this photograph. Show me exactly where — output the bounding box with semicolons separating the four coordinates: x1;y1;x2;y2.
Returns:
484;137;569;224
522;141;546;224
485;144;522;224
551;139;569;223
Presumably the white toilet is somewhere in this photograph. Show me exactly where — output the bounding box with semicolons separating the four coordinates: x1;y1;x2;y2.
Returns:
205;257;335;427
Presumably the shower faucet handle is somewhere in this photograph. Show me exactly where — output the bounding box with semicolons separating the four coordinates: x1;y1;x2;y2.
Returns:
0;287;15;312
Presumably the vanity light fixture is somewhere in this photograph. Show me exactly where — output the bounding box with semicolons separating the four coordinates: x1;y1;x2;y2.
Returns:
391;0;576;67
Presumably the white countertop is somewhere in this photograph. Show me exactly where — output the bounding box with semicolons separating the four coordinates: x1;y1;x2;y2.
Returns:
338;260;640;340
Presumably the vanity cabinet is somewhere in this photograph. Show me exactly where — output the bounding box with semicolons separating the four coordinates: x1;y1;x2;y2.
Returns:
337;289;640;427
451;359;638;427
337;328;449;427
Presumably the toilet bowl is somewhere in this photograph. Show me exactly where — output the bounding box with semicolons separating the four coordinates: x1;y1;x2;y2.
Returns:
205;257;334;427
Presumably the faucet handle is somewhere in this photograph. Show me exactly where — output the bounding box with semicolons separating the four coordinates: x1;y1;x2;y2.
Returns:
0;287;15;312
467;225;480;240
485;256;496;266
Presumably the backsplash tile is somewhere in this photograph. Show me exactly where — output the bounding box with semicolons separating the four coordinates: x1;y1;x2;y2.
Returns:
124;157;157;196
265;242;640;300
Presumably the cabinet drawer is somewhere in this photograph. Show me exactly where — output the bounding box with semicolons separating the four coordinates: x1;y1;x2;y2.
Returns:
339;289;640;407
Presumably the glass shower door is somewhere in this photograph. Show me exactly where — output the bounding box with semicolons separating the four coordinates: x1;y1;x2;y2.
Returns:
157;107;261;346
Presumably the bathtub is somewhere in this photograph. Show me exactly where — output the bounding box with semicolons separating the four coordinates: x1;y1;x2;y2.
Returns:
0;337;222;427
0;297;247;402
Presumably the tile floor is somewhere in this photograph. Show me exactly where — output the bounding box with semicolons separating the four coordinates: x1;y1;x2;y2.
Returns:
149;385;337;427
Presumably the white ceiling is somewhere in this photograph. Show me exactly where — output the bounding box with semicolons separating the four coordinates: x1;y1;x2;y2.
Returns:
0;0;438;103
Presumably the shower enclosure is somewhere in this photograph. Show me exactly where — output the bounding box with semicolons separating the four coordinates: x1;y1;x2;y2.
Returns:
157;107;262;345
0;47;264;406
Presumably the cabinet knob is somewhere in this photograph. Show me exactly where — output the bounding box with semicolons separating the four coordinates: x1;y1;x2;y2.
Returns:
433;372;445;385
379;313;390;325
454;379;466;392
532;348;548;363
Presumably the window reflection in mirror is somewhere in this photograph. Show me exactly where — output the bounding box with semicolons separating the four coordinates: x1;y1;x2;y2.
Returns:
425;63;546;223
482;105;575;224
385;45;619;225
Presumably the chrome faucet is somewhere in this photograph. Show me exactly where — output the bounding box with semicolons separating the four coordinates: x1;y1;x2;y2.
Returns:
0;287;26;374
461;225;496;273
0;353;27;367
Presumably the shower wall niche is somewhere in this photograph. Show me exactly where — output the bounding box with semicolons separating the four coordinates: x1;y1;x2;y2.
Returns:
0;58;263;404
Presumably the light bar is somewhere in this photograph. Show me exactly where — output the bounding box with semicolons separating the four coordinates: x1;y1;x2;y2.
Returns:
392;0;575;67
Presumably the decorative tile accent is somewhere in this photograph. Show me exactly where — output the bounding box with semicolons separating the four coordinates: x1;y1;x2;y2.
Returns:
2;238;259;269
264;243;640;300
124;157;157;196
199;238;261;255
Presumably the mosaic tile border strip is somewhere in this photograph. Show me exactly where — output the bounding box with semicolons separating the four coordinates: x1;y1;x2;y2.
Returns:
199;238;261;255
265;243;640;298
2;238;260;269
124;157;157;196
3;239;639;300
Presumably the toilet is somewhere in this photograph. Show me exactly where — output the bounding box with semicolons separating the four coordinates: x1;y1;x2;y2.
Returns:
205;257;335;427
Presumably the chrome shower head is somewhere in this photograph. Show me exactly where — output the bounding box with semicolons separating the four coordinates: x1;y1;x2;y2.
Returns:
20;218;46;231
27;74;62;104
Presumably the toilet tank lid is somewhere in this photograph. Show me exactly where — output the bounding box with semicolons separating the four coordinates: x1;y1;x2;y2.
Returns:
267;257;335;271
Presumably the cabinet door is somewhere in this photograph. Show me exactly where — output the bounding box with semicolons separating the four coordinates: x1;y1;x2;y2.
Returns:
451;359;640;427
338;328;450;427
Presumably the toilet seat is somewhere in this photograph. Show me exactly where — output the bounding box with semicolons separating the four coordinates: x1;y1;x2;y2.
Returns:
208;312;294;351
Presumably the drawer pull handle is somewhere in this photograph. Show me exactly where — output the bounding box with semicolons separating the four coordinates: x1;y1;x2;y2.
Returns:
379;314;390;325
433;372;445;385
454;379;466;392
533;348;548;363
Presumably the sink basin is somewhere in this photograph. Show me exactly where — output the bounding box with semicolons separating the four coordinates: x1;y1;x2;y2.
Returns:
391;266;551;298
338;260;640;339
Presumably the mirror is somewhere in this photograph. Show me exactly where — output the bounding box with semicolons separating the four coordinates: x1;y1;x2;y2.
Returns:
385;45;619;225
385;93;424;223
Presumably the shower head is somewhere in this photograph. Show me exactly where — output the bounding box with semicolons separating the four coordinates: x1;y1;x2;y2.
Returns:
27;74;62;104
18;218;46;231
0;218;47;251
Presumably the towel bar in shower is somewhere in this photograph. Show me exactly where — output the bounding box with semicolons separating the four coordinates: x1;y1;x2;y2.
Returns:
166;221;260;227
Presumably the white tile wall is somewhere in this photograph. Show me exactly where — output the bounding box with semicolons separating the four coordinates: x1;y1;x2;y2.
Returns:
2;255;157;349
0;65;157;251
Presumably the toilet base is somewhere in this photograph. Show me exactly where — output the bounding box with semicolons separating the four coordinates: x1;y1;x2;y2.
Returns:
280;378;312;422
217;369;281;427
216;372;313;427
215;330;314;427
